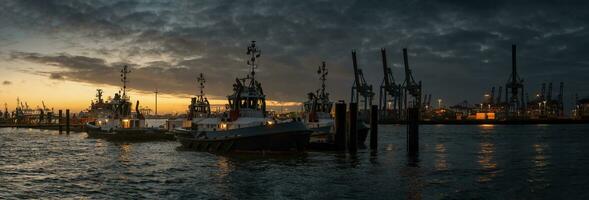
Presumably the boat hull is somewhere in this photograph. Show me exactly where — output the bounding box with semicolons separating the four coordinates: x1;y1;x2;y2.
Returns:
175;121;312;153
85;124;174;141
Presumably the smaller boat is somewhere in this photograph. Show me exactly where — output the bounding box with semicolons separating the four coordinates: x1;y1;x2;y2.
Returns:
85;65;174;141
303;62;369;150
174;41;312;153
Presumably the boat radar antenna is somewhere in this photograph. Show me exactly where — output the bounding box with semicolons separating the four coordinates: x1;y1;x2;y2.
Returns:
197;73;206;99
318;61;328;98
246;41;261;82
120;65;131;98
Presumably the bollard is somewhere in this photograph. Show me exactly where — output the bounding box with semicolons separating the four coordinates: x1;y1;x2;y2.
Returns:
59;110;63;134
407;107;419;156
334;101;347;151
66;109;70;134
370;105;378;150
348;102;358;153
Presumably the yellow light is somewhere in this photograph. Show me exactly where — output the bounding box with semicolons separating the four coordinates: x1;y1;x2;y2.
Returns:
486;113;495;120
122;119;130;122
267;120;274;125
220;123;227;130
475;113;486;120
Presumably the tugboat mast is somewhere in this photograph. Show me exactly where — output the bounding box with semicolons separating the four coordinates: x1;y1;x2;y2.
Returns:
96;89;104;103
188;73;211;119
246;40;261;84
318;61;328;99
120;65;131;98
197;73;206;100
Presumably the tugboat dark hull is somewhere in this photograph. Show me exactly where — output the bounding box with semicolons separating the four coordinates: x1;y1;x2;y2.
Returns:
175;121;312;153
85;124;174;141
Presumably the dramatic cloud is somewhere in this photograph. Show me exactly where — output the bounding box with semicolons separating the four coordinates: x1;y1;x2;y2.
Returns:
2;0;589;104
49;73;65;80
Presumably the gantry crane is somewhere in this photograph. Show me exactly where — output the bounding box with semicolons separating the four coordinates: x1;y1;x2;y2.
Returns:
402;48;422;112
350;50;374;110
505;45;525;117
379;48;403;120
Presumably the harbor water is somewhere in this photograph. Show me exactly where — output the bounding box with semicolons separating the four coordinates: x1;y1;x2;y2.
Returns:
1;124;589;199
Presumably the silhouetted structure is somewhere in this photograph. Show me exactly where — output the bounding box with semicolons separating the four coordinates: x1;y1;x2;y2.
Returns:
402;48;422;113
350;50;374;111
505;45;525;118
379;48;403;120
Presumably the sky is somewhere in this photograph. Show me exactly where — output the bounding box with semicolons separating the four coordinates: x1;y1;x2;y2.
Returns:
0;0;588;114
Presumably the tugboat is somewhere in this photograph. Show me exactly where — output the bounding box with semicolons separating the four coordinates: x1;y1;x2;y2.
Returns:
85;65;173;141
170;73;213;136
174;41;312;153
303;62;369;149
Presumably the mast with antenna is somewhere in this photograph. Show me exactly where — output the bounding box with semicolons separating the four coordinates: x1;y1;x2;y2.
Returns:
246;40;261;85
197;73;206;100
120;65;131;98
318;61;328;99
96;89;104;103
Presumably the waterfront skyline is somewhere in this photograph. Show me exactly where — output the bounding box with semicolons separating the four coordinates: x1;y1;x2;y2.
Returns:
1;0;589;113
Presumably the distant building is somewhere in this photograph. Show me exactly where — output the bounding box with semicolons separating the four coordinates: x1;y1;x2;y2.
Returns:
573;97;589;119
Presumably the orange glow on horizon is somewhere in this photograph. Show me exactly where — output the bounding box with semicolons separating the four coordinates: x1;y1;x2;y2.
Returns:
0;69;303;114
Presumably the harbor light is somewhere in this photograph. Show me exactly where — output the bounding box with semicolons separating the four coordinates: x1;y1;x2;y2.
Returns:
266;120;275;126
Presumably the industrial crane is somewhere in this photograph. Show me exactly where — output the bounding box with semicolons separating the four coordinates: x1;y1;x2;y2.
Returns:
402;48;422;111
505;44;525;117
379;48;403;120
350;50;374;110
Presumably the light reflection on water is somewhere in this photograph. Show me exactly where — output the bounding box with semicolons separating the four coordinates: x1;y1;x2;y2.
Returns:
435;143;448;171
477;142;497;183
1;125;589;199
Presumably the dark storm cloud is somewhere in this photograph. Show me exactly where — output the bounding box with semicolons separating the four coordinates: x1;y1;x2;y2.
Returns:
9;51;242;99
3;0;589;104
49;73;65;80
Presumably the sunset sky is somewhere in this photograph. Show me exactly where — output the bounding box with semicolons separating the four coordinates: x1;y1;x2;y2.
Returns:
1;0;588;114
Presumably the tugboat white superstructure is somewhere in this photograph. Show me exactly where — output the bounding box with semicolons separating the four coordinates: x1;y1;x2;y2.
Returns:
303;62;335;143
85;65;173;141
174;41;312;153
303;62;369;149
